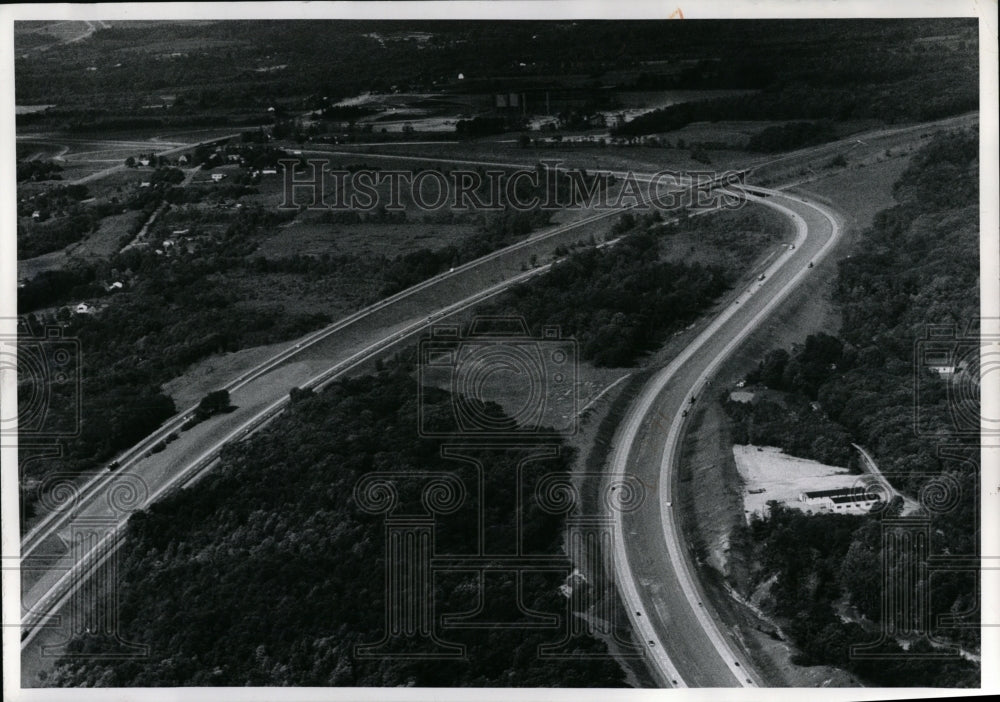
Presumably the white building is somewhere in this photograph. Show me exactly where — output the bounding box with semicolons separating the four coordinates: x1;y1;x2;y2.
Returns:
800;487;881;514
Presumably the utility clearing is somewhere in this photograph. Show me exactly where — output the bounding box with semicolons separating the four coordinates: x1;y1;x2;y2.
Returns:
733;445;871;522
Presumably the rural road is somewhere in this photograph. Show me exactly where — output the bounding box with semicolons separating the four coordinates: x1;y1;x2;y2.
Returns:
609;187;843;686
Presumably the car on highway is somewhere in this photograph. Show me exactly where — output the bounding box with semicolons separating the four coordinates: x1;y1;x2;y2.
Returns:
757;273;766;281
808;261;814;268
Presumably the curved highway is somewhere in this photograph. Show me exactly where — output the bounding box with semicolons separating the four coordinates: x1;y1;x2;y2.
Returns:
19;172;742;666
609;188;843;686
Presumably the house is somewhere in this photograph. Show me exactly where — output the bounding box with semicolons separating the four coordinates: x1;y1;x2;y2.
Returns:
74;303;95;315
31;210;41;219
928;365;956;375
138;158;151;167
211;173;226;182
261;168;277;175
172;229;190;236
106;281;124;291
729;391;755;404
139;182;151;188
177;154;190;165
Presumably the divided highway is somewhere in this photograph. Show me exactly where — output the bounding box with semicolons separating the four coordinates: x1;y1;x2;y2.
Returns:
608;188;843;686
17;176;841;688
19;172;741;665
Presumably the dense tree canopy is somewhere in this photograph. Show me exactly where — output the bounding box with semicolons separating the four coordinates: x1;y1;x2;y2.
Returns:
48;366;627;687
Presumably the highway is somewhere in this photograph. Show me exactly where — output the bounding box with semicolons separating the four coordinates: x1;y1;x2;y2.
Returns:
608;188;843;686
18;171;743;671
19;198;626;561
11;134;918;687
16;117;941;682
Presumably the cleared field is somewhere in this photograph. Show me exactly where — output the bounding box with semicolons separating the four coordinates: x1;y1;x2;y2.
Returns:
791;155;914;232
732;444;868;521
77;210;145;256
417;338;628;437
17;249;69;281
223;269;380;320
656;203;793;270
16;210;144;278
255;220;476;259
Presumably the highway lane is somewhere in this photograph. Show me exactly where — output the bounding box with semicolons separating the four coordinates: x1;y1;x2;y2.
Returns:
609;188;843;686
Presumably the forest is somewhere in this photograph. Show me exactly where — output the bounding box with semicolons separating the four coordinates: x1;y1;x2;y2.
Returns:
477;225;730;367
46;364;628;687
732;129;980;686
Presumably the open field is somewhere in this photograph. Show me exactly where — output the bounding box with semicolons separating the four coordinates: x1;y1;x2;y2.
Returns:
17;209;148;279
790;156;914;231
255;220;477;259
